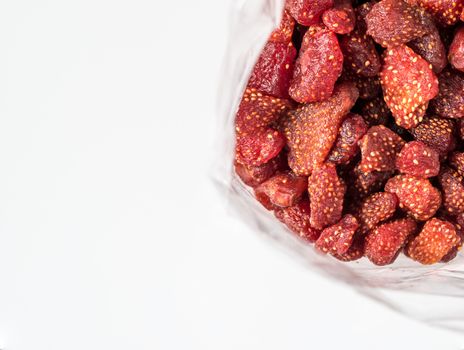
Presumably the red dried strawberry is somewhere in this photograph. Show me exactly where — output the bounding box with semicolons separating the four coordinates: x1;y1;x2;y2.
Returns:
328;114;368;165
339;32;381;78
282;82;359;176
365;218;417;265
358;125;405;172
348;165;394;200
438;167;464;215
438;213;464;262
385;174;442;220
415;0;464;25
449;152;464;177
359;97;391;126
365;0;430;48
430;69;464;119
235;128;286;166
406;218;460;264
248;41;297;99
458;119;464;140
286;0;334;26
316;214;359;255
357;192;399;234
308;163;346;229
255;171;308;209
408;13;447;74
395;141;440;178
380;45;439;129
410;116;456;157
235;153;287;187
275;199;321;242
332;236;365;261
322;0;356;34
270;10;296;43
340;71;381;100
289;26;344;103
235;88;293;135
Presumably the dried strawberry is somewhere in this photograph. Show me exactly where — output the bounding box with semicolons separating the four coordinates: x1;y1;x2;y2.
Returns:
358;125;405;172
328;114;368;165
275;199;321;242
255;171;308;209
322;0;356;34
270;10;296;43
430;68;464;119
282;82;359;175
449;152;464;177
408;13;447;74
248;41;297;99
380;45;439;129
286;0;335;26
347;167;394;204
235;128;286;166
438;167;464;215
415;0;464;26
341;71;381;100
395;141;440;178
340;32;381;78
332;236;365;261
235;88;293;135
357;192;399;234
385;174;442;220
365;0;430;48
289;26;344;103
410;116;456;157
439;213;464;262
235;153;287;187
308;163;346;229
316;215;359;255
458;119;464;140
365;218;417;265
359;97;391;126
406;218;460;264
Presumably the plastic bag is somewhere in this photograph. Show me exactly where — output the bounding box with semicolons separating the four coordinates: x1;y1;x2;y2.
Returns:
213;0;464;332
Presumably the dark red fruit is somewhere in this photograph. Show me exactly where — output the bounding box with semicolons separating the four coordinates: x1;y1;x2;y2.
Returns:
410;116;456;157
415;0;464;26
270;10;295;43
255;171;308;209
234;153;287;187
380;45;439;129
308;163;346;229
357;192;399;234
322;0;356;34
365;218;417;265
340;71;381;100
289;26;344;103
438;167;464;215
458;119;464;140
349;166;394;200
282;82;359;176
275;199;321;242
365;0;430;48
430;68;464;119
328;114;368;165
339;31;381;78
395;141;440;178
385;174;442;220
359;125;405;172
332;237;365;261
286;0;335;26
359;97;391;126
449;152;464;177
406;218;460;264
235;128;286;166
316;215;359;255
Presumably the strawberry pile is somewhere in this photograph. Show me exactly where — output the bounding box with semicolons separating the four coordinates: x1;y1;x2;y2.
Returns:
233;0;464;265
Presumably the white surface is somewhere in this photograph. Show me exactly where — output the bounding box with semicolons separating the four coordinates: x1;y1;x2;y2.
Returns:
0;0;463;349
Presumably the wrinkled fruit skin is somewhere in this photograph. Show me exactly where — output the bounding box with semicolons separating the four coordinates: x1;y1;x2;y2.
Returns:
357;192;399;234
347;165;394;201
234;153;287;187
406;218;460;264
395;141;440;178
415;0;464;25
270;10;295;43
365;218;417;265
359;97;391;126
410;116;456;157
255;172;308;209
385;174;442;220
289;26;344;103
322;0;356;34
282;82;359;175
248;41;297;99
286;0;334;26
308;163;346;230
316;215;359;255
328;113;368;165
275;199;321;242
449;26;464;72
380;45;439;129
430;69;464;119
449;152;464;177
438;167;464;215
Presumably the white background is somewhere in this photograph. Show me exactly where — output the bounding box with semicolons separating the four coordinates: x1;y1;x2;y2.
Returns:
0;0;463;349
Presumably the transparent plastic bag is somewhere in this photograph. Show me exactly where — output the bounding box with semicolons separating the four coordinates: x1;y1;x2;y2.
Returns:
213;0;464;332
